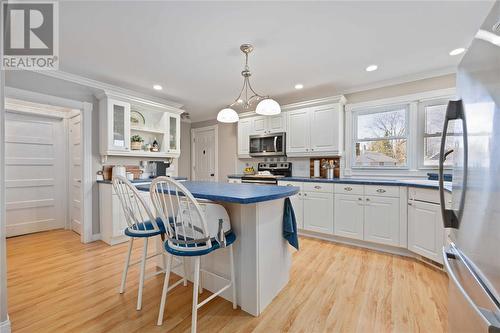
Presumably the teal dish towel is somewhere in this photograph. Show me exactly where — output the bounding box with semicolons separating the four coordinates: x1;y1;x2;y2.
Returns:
283;197;299;250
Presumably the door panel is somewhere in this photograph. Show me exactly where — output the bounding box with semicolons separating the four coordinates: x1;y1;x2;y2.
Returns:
193;128;216;181
287;109;310;153
303;192;333;234
70;114;82;235
334;194;364;240
310;107;338;152
408;201;444;263
5;112;65;237
363;196;400;246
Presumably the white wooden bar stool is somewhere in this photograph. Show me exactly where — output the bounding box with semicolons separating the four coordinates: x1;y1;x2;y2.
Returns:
150;177;237;333
112;175;188;311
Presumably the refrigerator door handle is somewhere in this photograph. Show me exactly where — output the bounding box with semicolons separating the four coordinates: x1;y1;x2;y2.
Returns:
439;99;468;229
443;246;500;332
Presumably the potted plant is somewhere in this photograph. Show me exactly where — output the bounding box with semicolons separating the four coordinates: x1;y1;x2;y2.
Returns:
130;135;144;150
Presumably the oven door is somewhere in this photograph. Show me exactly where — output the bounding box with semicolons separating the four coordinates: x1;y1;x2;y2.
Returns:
249;133;286;157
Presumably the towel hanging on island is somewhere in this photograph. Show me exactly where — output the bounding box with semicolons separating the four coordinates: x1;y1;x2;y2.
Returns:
283;197;299;250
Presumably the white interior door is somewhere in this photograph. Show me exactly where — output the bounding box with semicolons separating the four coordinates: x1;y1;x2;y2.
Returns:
192;127;217;181
69;114;82;235
5;111;66;237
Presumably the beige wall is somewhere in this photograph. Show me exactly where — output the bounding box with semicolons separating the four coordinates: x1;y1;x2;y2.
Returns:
345;74;455;104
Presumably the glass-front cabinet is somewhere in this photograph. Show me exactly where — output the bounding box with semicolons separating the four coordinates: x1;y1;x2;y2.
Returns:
167;114;180;154
105;98;131;152
98;92;182;158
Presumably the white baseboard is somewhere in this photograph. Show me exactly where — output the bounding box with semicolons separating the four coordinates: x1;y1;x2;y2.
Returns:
90;233;102;242
0;317;11;333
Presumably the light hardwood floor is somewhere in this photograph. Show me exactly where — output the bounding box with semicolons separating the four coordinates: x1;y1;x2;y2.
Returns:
7;230;448;332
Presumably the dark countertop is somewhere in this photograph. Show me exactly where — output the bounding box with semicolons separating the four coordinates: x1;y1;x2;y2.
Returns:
136;181;299;204
97;176;188;184
227;175;452;192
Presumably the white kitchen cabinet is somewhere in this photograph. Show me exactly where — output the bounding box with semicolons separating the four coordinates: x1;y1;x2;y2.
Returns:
277;181;304;229
251;116;267;134
99;182;154;245
237;118;252;156
166;114;181;155
303;191;334;234
99;97;131;153
408;200;444;264
287;109;310;153
286;97;346;156
363;196;400;246
310;105;342;153
334;194;364;240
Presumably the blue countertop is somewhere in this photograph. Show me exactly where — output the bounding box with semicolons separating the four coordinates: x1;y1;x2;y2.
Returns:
227;175;452;192
136;181;299;204
97;176;187;184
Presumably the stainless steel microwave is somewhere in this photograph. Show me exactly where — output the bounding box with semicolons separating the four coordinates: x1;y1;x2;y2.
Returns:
249;132;286;157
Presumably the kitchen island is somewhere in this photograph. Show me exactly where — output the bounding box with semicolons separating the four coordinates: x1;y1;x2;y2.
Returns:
136;181;299;316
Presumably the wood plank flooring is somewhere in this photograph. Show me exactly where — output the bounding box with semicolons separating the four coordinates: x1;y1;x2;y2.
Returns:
7;230;448;332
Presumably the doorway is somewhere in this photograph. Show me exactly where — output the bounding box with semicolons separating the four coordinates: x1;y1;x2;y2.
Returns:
191;125;218;181
3;91;92;243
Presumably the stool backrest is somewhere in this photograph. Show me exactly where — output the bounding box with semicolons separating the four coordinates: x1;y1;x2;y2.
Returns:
149;177;212;252
112;175;160;235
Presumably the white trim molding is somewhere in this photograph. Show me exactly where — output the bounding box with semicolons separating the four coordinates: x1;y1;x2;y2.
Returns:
4;88;94;244
39;70;183;109
0;318;11;333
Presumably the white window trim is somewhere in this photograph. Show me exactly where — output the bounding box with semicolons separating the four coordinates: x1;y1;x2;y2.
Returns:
344;88;456;178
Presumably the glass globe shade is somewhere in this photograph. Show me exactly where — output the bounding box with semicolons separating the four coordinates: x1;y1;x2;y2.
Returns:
255;98;281;115
217;108;239;123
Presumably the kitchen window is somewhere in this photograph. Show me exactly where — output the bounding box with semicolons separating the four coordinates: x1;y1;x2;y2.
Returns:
421;102;455;167
353;105;409;168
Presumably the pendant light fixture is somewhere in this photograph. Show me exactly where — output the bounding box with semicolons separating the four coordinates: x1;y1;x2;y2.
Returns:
217;44;281;123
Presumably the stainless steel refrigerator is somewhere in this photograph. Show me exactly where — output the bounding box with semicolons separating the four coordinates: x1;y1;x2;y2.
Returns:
439;2;500;332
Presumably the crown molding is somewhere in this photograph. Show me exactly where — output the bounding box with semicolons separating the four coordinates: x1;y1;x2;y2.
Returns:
339;66;456;96
37;70;184;110
281;94;346;111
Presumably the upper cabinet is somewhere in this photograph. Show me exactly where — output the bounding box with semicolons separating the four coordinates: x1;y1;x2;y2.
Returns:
285;96;346;157
98;92;183;159
237;113;286;157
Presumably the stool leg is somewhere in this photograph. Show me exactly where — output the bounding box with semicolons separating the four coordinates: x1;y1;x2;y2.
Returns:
229;244;237;309
136;237;149;311
120;238;134;294
191;256;200;333
198;257;203;294
157;254;173;326
182;258;188;286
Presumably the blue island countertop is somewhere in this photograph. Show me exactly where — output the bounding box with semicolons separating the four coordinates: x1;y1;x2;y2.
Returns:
136;181;299;204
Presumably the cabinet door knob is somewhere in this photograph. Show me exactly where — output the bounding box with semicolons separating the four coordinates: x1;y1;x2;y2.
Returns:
358;197;363;201
303;193;307;197
314;185;321;189
376;188;386;193
366;198;370;201
408;202;413;206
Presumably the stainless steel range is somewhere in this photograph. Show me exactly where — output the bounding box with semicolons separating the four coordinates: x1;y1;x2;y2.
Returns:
241;162;292;185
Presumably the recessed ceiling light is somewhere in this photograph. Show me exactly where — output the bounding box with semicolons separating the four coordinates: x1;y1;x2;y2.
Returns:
365;65;378;72
294;83;304;90
153;84;162;90
449;48;466;56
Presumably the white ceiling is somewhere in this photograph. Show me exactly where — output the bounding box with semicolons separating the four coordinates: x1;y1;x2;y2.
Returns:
59;1;493;121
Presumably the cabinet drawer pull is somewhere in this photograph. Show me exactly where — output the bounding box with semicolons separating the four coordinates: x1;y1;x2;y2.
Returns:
344;186;352;191
376;188;386;193
358;197;363;201
286;184;294;186
366;198;370;201
314;185;321;189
